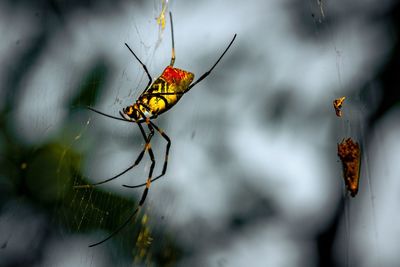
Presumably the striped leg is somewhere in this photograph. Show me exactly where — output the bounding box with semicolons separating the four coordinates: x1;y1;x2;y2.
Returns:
88;122;155;247
74;122;153;188
123;120;171;189
187;34;237;91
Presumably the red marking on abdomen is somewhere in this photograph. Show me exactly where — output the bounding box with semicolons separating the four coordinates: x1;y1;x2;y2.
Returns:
161;66;188;85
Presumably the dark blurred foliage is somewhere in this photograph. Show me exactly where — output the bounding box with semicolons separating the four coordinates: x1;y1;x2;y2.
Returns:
0;61;181;266
1;0;400;266
0;1;182;265
365;3;400;129
289;1;400;267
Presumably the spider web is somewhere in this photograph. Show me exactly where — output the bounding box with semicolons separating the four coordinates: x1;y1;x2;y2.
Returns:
1;0;399;266
0;0;182;266
55;1;181;265
308;1;395;266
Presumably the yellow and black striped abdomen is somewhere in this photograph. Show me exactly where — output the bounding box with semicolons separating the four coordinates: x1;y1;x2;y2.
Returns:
139;66;194;116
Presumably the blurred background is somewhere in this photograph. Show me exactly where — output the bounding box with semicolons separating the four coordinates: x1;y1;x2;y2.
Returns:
1;0;400;266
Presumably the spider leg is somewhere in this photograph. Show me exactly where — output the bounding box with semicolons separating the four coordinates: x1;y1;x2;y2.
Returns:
141;121;157;189
123;120;171;188
88;205;140;247
88;122;155;247
169;12;176;67
74;122;153;189
125;43;153;90
187;34;237;91
88;107;132;123
87;107;146;124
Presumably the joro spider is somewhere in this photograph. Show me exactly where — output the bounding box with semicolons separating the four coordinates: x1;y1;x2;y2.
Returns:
77;12;236;247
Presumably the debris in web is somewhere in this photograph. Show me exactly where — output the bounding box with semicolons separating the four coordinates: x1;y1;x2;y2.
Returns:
156;0;169;31
317;0;325;19
337;138;361;197
333;96;346;117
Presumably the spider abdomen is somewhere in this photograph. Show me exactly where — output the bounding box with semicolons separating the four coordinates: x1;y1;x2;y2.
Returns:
139;66;194;116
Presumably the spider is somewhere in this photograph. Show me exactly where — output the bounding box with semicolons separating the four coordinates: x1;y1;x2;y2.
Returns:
77;12;236;247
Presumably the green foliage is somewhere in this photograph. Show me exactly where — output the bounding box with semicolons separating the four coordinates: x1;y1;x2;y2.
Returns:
0;59;182;265
70;60;109;108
